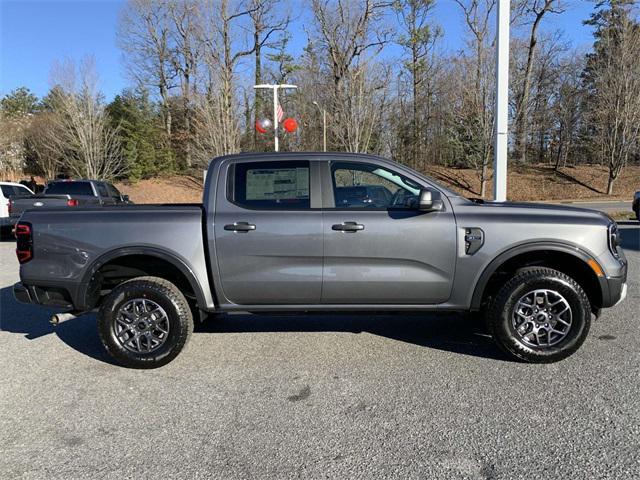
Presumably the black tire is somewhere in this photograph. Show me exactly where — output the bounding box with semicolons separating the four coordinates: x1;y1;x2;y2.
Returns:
486;267;591;363
98;276;193;369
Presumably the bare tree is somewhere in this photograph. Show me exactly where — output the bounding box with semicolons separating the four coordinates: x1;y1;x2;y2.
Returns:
168;0;202;167
0;115;30;179
192;0;260;162
311;0;391;151
25;112;64;180
119;0;176;136
552;53;584;169
513;0;564;164
586;4;640;195
47;57;125;180
394;0;440;168
249;0;289;146
453;0;495;198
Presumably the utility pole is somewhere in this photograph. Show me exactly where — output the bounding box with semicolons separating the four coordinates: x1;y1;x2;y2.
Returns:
312;101;327;152
493;0;510;202
254;83;297;152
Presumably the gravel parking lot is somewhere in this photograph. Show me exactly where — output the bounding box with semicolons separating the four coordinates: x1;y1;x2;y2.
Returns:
1;224;638;480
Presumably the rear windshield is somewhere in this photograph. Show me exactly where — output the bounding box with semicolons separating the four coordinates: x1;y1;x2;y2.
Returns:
1;185;32;198
45;182;94;196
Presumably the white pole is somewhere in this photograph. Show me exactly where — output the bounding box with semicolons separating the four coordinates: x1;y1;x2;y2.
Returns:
254;84;297;152
493;0;510;202
322;110;327;152
273;86;279;152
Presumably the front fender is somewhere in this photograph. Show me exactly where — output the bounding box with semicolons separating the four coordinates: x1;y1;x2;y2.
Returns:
470;241;606;310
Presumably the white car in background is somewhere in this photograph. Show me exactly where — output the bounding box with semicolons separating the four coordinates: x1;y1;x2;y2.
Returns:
0;181;34;237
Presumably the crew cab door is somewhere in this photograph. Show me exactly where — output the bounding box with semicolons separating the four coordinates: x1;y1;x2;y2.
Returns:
212;159;323;305
321;160;456;304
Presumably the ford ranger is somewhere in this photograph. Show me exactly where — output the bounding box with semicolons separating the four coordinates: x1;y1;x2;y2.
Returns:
13;153;628;368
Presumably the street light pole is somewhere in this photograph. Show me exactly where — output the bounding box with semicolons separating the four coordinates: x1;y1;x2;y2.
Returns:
312;101;327;152
493;0;510;202
254;83;298;152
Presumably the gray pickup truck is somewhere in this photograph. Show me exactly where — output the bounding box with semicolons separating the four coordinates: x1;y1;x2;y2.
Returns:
13;153;628;368
8;179;130;224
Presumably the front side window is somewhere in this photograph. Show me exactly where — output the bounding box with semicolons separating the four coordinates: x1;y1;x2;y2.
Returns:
106;184;122;200
96;183;109;197
331;162;421;209
231;161;310;210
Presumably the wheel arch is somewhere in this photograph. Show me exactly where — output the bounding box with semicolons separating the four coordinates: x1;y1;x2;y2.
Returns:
79;247;210;312
471;242;605;312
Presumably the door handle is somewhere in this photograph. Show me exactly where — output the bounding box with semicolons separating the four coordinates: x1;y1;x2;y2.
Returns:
332;222;365;232
224;222;256;232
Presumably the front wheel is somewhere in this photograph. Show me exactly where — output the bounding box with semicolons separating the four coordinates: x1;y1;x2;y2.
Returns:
98;276;193;368
486;267;592;363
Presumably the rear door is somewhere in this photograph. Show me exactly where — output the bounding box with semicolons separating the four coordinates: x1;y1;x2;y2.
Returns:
321;160;457;304
213;159;323;305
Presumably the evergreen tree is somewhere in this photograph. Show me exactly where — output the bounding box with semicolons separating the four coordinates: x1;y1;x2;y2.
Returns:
106;89;174;181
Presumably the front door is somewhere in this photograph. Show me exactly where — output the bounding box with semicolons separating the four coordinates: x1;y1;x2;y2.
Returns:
213;159;323;305
321;160;457;304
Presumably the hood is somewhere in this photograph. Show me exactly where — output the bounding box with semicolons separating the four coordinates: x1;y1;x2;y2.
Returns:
465;199;613;226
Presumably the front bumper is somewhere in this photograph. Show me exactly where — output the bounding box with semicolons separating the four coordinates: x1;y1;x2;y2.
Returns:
601;259;628;308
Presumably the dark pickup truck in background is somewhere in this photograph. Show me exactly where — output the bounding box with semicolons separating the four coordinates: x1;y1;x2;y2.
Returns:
9;179;130;224
13;153;628;368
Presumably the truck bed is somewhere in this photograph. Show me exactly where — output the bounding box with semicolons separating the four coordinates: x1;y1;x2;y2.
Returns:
17;203;214;311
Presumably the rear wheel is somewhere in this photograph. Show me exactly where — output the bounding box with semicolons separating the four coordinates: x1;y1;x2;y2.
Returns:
486;267;591;363
98;276;193;368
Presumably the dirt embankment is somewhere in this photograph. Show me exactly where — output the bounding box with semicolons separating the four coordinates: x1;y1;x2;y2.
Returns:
426;164;639;201
115;164;639;204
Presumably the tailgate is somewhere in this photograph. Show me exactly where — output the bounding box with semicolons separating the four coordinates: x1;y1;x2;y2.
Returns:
10;195;71;219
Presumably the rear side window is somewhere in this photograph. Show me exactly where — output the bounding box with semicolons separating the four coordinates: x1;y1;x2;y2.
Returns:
230;161;310;210
45;182;95;196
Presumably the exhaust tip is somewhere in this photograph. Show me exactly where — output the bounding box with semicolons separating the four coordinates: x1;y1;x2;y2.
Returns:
50;313;77;325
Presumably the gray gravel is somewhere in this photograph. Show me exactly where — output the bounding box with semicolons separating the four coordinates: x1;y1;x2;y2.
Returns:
0;225;638;480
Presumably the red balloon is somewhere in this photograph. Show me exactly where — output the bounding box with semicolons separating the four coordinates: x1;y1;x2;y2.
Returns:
283;117;298;133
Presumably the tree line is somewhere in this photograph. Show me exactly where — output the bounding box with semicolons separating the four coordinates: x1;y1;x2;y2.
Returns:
1;0;639;196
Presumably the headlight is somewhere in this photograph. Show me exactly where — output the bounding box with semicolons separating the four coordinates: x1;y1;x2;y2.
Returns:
608;223;620;257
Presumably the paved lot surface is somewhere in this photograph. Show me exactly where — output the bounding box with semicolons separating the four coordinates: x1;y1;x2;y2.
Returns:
1;225;638;480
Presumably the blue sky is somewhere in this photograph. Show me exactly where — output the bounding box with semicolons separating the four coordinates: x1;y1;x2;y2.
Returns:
0;0;597;102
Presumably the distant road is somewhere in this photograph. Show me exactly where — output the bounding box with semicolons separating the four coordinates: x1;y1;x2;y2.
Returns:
552;200;632;213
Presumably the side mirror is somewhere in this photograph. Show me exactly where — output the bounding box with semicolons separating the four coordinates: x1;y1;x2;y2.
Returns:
418;188;443;212
121;195;130;203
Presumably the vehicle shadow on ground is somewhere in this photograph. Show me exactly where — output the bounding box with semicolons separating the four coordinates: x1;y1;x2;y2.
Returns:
0;287;116;365
195;312;507;362
0;286;506;364
619;223;640;251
